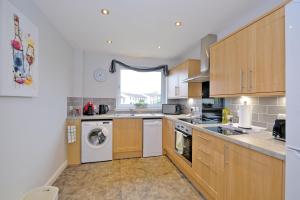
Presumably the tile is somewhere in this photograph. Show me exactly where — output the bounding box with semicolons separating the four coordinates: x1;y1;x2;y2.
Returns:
277;97;286;106
267;106;286;115
252;105;267;114
53;156;204;200
259;114;277;124
259;97;278;105
252;113;259;122
252;121;267;128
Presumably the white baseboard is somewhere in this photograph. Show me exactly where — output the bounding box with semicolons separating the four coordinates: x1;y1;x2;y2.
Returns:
45;160;68;186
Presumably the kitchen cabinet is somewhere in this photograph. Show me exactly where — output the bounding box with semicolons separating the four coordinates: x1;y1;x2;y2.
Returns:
255;7;285;94
192;129;226;200
113;118;142;159
168;59;202;99
210;7;285;97
162;118;175;155
224;143;284;200
66;119;81;165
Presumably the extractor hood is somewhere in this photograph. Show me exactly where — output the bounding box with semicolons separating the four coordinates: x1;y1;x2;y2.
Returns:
183;34;217;83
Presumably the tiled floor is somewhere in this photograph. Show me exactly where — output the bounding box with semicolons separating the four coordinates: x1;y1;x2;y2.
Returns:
53;156;204;200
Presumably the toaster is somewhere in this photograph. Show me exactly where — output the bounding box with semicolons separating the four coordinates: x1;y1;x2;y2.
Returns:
273;119;286;141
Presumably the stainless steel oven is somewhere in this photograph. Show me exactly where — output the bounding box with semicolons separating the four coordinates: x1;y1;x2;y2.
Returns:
175;122;192;165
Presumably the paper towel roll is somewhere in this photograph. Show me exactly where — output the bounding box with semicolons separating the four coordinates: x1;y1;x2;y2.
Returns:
238;103;253;129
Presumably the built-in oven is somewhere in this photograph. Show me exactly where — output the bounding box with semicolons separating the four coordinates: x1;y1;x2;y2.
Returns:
175;122;192;165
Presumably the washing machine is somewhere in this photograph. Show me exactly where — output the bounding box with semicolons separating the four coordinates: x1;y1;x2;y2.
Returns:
81;120;113;163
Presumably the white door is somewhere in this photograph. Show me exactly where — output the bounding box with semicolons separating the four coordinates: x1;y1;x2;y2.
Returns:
143;119;162;157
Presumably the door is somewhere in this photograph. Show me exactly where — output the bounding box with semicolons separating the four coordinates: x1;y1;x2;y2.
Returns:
143;119;162;157
255;7;285;94
164;119;175;154
113;119;142;159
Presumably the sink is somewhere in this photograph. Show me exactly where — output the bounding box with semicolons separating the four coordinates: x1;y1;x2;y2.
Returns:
114;113;162;117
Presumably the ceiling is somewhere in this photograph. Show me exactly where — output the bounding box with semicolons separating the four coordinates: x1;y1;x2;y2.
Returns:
33;0;281;59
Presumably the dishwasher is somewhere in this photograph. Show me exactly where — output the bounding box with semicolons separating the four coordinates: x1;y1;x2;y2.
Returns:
143;119;162;157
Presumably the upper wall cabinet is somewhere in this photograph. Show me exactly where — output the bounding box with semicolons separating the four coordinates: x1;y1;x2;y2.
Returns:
210;7;285;97
168;59;202;99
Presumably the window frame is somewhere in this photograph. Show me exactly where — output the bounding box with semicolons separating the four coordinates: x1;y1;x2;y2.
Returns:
116;67;166;110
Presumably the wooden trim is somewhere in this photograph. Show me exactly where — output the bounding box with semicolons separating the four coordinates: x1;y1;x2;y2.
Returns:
211;0;291;48
210;91;285;98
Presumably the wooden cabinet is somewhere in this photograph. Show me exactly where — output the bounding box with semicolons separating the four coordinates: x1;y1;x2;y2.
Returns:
162;118;175;155
191;129;284;200
192;129;226;200
224;143;284;200
210;7;285;97
168;59;202;99
113;118;142;159
66;119;81;165
255;7;285;94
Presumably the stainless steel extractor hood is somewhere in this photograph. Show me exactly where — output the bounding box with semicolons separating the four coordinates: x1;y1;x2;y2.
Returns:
183;34;217;83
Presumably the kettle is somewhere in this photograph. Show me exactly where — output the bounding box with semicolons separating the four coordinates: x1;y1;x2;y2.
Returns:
83;102;95;116
99;104;109;114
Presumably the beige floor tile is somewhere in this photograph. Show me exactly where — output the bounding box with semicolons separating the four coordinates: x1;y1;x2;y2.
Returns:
54;156;204;200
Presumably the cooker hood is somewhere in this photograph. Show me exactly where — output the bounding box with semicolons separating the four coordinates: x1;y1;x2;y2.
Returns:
183;34;217;83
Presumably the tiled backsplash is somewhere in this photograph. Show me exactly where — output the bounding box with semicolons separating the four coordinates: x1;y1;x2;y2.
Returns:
67;97;116;116
168;98;202;114
225;96;286;131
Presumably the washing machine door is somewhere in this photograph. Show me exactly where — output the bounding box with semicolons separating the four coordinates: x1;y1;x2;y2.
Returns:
86;126;110;149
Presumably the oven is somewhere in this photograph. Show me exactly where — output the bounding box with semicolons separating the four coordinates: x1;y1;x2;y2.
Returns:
175;123;192;165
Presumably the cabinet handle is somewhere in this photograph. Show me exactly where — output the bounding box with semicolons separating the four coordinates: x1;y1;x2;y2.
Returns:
240;69;244;92
224;145;229;166
248;69;253;91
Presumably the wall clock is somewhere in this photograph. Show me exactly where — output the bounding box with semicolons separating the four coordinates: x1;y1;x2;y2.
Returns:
93;68;106;82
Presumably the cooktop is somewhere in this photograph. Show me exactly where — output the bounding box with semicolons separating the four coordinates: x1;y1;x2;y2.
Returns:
178;118;220;125
204;126;248;135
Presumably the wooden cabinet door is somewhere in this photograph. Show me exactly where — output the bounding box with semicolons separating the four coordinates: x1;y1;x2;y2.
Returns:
164;119;175;154
236;25;256;94
225;144;284;200
210;42;226;96
113;119;142;159
192;130;226;200
255;7;285;94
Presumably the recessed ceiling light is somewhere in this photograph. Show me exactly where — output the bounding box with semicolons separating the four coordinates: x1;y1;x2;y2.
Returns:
106;40;112;44
158;46;161;49
101;9;110;15
175;21;183;27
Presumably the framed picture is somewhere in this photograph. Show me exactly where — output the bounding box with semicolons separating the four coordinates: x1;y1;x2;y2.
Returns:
0;0;39;97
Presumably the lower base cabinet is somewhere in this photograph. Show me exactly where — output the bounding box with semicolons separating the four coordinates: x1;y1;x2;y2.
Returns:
163;123;285;200
113;118;143;159
225;143;284;200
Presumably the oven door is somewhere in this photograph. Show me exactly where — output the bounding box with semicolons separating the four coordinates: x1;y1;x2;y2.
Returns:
175;130;192;164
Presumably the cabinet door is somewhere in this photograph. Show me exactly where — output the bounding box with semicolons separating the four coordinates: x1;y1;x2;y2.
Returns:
255;8;285;94
236;25;256;94
167;70;178;98
179;64;188;98
113;119;142;159
225;144;284;200
192;130;225;200
165;119;175;154
210;42;226;96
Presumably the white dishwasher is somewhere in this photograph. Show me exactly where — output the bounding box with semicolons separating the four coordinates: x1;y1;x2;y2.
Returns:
143;119;162;157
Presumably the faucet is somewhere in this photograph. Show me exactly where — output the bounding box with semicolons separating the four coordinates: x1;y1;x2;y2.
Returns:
129;109;135;116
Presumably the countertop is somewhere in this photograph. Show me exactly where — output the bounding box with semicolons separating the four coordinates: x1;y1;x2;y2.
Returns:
67;113;286;160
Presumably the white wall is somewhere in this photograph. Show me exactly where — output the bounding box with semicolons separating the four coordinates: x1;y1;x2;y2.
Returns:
81;51;177;98
0;0;73;199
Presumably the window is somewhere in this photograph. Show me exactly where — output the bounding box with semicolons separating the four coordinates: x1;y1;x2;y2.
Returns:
118;69;164;109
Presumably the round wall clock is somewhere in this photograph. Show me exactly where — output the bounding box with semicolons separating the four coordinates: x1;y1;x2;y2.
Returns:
93;68;106;82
